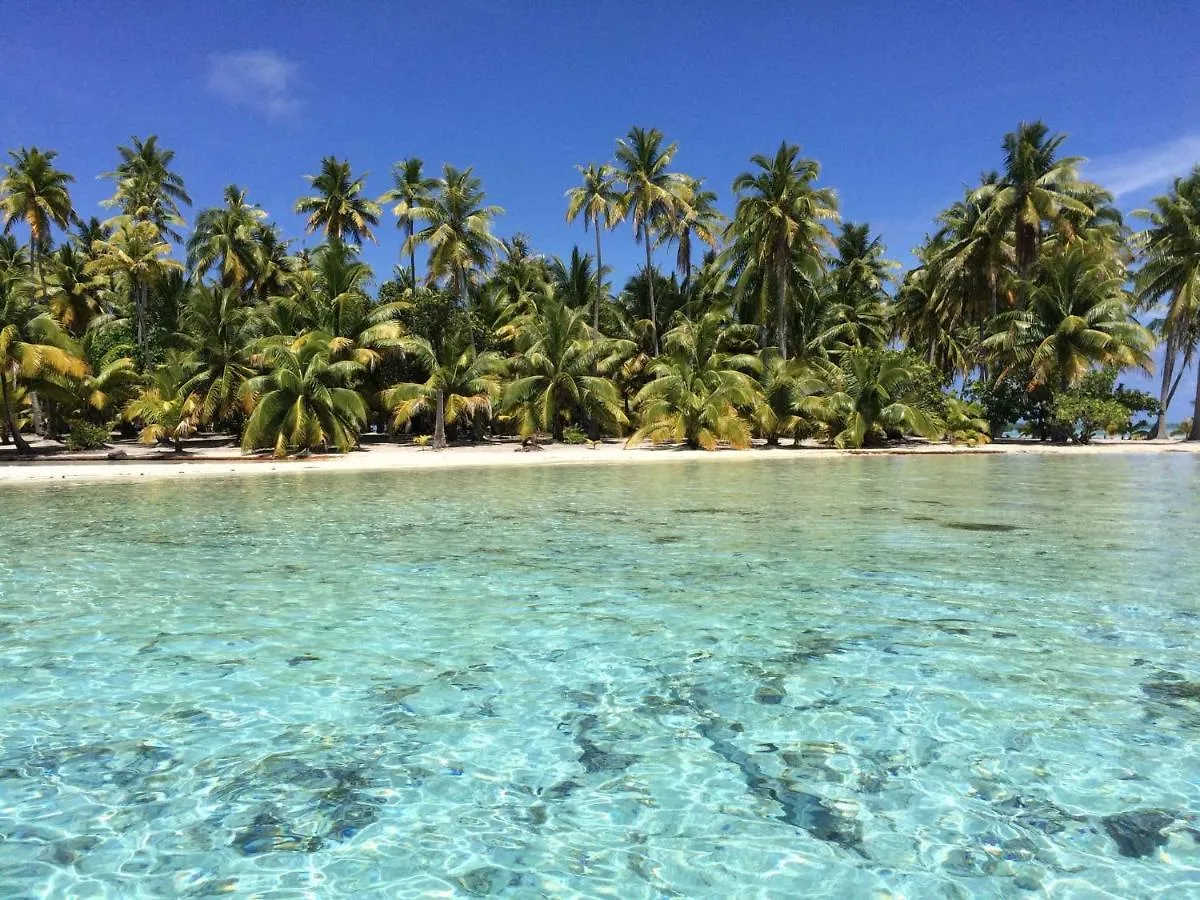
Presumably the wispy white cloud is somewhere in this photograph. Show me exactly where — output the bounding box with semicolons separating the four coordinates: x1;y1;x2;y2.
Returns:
1085;134;1200;197
206;50;301;119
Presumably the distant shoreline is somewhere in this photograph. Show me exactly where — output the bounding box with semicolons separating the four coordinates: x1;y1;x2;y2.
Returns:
0;438;1196;486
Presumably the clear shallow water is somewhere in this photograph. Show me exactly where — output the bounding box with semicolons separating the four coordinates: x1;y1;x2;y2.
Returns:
1;456;1199;899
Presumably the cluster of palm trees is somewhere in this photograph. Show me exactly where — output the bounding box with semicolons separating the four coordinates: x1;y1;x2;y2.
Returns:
1;122;1197;456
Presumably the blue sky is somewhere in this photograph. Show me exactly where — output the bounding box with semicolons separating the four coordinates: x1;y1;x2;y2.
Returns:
4;1;1199;414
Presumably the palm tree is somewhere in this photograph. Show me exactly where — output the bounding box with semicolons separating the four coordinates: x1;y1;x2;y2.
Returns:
280;241;404;371
751;347;826;445
101;135;191;240
978;122;1094;276
0;147;76;299
187;186;268;293
727;142;838;359
1;268;88;452
664;176;723;286
1135;166;1200;440
295;157;381;245
380;157;438;285
626;310;760;450
565;163;624;332
406;164;504;313
382;335;503;449
87;220;183;350
503;300;626;440
240;336;367;456
550;248;598;312
614;127;692;354
985;244;1152;392
177;285;259;427
123;354;202;452
821;350;944;448
45;242;106;334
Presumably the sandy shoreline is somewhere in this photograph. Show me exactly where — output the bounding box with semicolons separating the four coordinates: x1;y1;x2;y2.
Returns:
0;438;1196;485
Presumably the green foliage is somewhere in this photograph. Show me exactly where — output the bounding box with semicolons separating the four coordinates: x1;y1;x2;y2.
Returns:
66;419;113;450
1050;368;1161;443
944;397;991;446
821;349;944;448
562;425;590;444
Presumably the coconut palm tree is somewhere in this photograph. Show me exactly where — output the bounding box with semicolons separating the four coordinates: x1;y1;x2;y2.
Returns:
821;350;944;448
406;164;504;312
726;142;838;359
123;353;202;452
0;147;76;299
45;242;106;334
295;156;381;245
1;268;88;452
985;244;1152;392
177;285;259;427
380;157;438;285
101;135;191;240
614;128;692;354
1135;166;1200;440
240;335;367;456
626;310;760;450
503;300;626;440
565;162;624;332
187;186;268;293
86;220;182;350
978;122;1094;276
381;335;503;449
751;347;826;445
549;248;599;313
663;176;723;286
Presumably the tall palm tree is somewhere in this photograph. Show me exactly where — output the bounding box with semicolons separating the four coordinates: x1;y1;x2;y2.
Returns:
0;147;76;299
101;135;191;240
382;335;503;449
565;163;624;332
1;266;88;452
614;127;692;354
1135;167;1200;440
380;157;438;285
815;223;895;357
87;220;183;350
295;157;381;245
503;300;626;440
626;309;760;450
978;122;1093;276
240;335;367;456
664;176;724;286
45;242;106;334
406;164;504;312
726;142;838;359
549;248;598;312
985;244;1152;391
187;186;268;293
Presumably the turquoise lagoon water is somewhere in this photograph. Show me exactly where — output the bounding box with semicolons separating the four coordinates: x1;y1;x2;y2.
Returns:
1;455;1199;898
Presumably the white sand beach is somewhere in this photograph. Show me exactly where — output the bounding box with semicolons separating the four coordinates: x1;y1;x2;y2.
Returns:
0;438;1196;485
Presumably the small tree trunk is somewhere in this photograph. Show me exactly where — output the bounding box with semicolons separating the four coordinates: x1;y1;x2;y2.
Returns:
593;224;603;334
408;221;417;288
1;375;32;454
137;279;148;350
776;252;789;360
1188;368;1200;442
433;388;447;449
644;232;659;356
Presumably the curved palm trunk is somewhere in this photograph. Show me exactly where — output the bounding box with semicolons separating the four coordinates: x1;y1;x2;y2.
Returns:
593;223;603;334
644;232;659;356
433;388;447;449
1;375;32;454
1153;337;1177;439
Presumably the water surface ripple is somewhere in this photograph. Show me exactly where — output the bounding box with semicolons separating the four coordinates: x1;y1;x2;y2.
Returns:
1;455;1198;897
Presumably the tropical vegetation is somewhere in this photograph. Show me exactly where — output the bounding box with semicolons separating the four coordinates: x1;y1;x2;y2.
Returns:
0;122;1194;458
